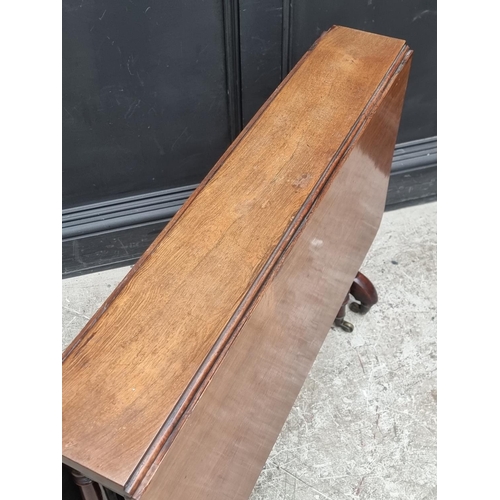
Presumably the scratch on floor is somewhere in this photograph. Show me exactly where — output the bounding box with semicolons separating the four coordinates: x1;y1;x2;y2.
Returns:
278;466;333;500
63;305;90;320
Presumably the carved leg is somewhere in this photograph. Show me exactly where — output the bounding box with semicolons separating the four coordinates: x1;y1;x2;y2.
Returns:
334;293;354;332
349;271;378;314
70;469;106;500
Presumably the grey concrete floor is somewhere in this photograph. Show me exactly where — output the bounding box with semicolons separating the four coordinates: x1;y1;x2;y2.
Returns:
62;201;436;500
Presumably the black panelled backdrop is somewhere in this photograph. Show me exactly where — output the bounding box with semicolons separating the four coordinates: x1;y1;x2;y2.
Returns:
62;0;436;277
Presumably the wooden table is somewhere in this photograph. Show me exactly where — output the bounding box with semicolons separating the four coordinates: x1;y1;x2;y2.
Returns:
63;25;412;500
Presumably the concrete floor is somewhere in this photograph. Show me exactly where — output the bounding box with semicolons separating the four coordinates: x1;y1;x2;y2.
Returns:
62;201;436;500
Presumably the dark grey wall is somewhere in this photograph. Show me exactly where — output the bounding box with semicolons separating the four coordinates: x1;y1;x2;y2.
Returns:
289;0;436;143
63;0;231;208
62;0;437;277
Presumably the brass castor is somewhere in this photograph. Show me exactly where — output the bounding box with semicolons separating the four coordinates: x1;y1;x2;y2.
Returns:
334;318;354;333
349;301;370;314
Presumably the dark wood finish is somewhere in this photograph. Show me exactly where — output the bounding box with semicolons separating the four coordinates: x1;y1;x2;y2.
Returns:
139;55;412;500
335;294;350;321
334;271;379;331
349;271;379;314
63;26;412;500
334;294;354;333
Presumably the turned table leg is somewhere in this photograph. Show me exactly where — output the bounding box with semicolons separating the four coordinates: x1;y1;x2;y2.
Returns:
333;293;354;332
334;272;378;332
70;469;106;500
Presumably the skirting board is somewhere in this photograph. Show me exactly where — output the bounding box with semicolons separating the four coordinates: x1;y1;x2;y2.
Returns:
62;136;436;278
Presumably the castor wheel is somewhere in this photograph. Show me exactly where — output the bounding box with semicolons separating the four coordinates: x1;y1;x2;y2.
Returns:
349;301;370;314
334;318;354;333
349;301;361;313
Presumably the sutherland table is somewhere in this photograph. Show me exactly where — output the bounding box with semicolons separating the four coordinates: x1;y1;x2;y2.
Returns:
63;26;412;500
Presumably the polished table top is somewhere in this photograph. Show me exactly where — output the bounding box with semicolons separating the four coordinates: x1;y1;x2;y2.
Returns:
63;26;411;499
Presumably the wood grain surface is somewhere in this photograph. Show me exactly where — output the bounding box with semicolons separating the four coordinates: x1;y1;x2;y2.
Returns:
62;25;411;496
138;53;412;500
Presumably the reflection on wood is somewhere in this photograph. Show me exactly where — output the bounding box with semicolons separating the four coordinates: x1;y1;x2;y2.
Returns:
63;26;412;500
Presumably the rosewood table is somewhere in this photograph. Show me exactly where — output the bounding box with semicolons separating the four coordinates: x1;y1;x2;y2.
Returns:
63;25;412;500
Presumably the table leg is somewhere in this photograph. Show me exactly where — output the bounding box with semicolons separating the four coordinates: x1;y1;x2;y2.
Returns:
334;272;378;331
333;293;354;332
70;469;106;500
349;271;378;314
